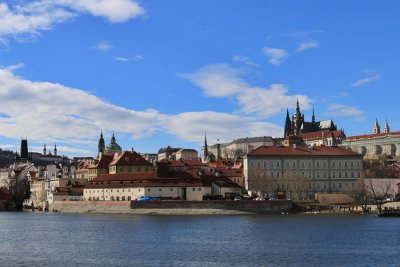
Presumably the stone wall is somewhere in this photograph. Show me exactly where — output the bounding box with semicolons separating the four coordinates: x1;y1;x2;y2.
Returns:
50;200;293;215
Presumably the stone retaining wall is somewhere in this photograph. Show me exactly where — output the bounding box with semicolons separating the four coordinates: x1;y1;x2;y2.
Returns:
50;200;293;215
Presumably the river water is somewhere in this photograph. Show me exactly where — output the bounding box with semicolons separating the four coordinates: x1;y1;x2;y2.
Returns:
0;212;399;266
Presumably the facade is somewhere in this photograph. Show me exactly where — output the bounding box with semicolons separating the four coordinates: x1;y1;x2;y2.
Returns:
175;149;198;160
244;145;363;199
341;120;400;159
108;150;153;174
157;146;181;161
88;154;114;181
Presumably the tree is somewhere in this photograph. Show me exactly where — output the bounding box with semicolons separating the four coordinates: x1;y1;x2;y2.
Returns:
247;168;274;197
8;171;31;211
364;178;394;214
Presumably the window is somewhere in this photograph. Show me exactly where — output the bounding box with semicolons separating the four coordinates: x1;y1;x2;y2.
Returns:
250;162;254;167
351;172;354;178
324;172;327;178
308;162;312;168
323;162;326;168
122;196;125;201
269;162;273;168
333;172;336;178
316;172;320;178
345;162;348;168
345;172;348;178
276;172;280;178
332;162;336;167
116;196;120;201
170;188;173;191
147;189;150;192
263;162;266;167
358;172;361;178
159;188;162;192
316;162;320;168
276;161;280;167
339;172;342;178
332;183;336;189
339;162;342;168
270;172;274;178
128;196;131;201
198;188;201;191
286;162;289;168
339;183;342;189
193;188;195;191
292;162;296;167
308;172;312;178
301;172;305;178
351;162;354;168
309;183;312;189
301;162;305;168
257;162;260;168
352;183;355;188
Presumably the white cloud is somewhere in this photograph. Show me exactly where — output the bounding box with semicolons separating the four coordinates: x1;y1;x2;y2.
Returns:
0;66;287;155
93;41;113;52
114;56;129;62
178;64;247;97
0;1;145;42
133;55;144;61
237;85;311;117
57;0;145;23
351;71;381;87
162;112;283;143
297;41;319;52
180;64;312;118
327;104;363;117
232;55;256;66
263;47;289;65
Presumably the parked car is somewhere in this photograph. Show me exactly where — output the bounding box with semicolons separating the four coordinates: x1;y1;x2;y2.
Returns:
136;196;160;202
234;196;241;201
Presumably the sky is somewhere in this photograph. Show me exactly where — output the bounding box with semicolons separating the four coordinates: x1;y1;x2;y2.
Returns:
0;0;399;157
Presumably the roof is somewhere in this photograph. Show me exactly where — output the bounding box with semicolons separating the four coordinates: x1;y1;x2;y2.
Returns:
300;130;344;141
345;131;400;141
177;149;198;153
93;154;114;169
248;145;362;157
200;175;242;188
109;151;152;167
181;158;204;167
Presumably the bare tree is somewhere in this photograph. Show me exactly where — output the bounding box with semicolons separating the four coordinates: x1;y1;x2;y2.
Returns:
247;168;274;197
364;178;394;214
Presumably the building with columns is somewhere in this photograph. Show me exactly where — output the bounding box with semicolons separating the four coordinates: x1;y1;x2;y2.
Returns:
341;120;400;159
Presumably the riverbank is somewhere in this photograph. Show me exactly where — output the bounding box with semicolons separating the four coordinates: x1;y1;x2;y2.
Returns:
49;200;293;215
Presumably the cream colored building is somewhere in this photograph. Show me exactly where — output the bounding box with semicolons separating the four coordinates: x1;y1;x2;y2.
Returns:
108;151;153;174
83;172;206;201
244;145;363;199
174;149;198;160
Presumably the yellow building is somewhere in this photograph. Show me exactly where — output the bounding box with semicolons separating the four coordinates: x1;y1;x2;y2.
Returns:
108;151;153;174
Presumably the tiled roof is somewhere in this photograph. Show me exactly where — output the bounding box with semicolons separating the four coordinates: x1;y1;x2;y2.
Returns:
109;151;152;166
248;145;361;156
182;158;204;167
94;154;114;168
169;160;185;167
200;175;242;188
345;131;400;141
300;130;344;141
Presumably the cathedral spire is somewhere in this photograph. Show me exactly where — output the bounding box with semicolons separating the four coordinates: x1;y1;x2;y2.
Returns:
296;98;300;114
312;108;315;123
203;132;209;163
373;118;381;134
54;144;57;156
384;119;390;133
284;108;292;137
98;130;105;155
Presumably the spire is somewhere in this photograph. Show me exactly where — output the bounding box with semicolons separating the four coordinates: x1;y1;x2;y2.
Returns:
296;98;300;114
384;119;390;133
203;132;209;162
54;144;57;156
284;108;292;137
43;144;47;155
373;118;381;134
111;132;116;144
312;107;315;123
98;130;105;154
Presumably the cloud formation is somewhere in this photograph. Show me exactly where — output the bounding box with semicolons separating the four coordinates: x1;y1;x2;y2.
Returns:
0;66;284;154
263;47;289;65
0;1;145;41
297;41;319;51
326;104;364;121
93;41;113;52
180;63;311;117
351;70;381;87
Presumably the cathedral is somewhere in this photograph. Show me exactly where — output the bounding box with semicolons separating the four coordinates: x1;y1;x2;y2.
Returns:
284;100;338;137
98;131;122;156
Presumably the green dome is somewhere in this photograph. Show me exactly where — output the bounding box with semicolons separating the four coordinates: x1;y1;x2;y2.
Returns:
105;143;122;151
104;133;122;155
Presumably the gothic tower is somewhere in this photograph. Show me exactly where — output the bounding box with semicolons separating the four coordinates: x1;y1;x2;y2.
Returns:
98;130;105;154
384;119;390;133
284;108;292;137
292;99;304;136
203;132;209;163
43;144;47;155
54;144;57;156
373;118;381;134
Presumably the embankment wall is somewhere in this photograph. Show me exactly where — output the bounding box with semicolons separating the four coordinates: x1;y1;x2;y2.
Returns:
50;200;292;215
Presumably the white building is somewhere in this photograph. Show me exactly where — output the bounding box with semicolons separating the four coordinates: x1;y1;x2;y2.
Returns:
244;145;363;199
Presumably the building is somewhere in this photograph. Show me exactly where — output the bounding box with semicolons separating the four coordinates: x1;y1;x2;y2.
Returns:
88;154;114;181
174;149;198;160
341;120;400;159
108;150;153;174
157;146;181;161
284;100;339;137
244;145;363;199
98;132;123;156
203;136;276;161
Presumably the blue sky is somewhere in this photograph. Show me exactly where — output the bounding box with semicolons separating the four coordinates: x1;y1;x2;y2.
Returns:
0;0;399;157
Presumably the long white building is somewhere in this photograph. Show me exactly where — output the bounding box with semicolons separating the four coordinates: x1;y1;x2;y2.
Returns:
244;145;363;199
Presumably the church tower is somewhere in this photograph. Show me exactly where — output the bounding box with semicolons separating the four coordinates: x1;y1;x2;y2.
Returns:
98;130;105;155
43;144;47;155
284;108;292;137
373;118;381;134
384;120;390;133
202;132;209;163
292;99;304;136
54;144;57;156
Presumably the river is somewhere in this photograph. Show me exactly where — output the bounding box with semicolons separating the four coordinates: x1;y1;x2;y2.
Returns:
0;212;398;266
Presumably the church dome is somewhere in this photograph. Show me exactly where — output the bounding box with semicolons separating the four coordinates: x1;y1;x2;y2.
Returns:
104;133;122;155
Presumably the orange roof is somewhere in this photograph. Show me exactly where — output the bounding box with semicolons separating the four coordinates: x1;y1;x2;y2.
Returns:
248;145;361;157
346;131;400;141
109;151;152;167
300;130;344;141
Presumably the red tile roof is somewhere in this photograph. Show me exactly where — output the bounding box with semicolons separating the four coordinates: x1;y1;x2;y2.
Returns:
345;131;400;141
248;145;361;157
300;130;344;141
109;151;152;167
92;154;114;169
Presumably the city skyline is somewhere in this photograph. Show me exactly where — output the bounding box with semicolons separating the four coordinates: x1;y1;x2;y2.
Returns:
1;1;400;156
